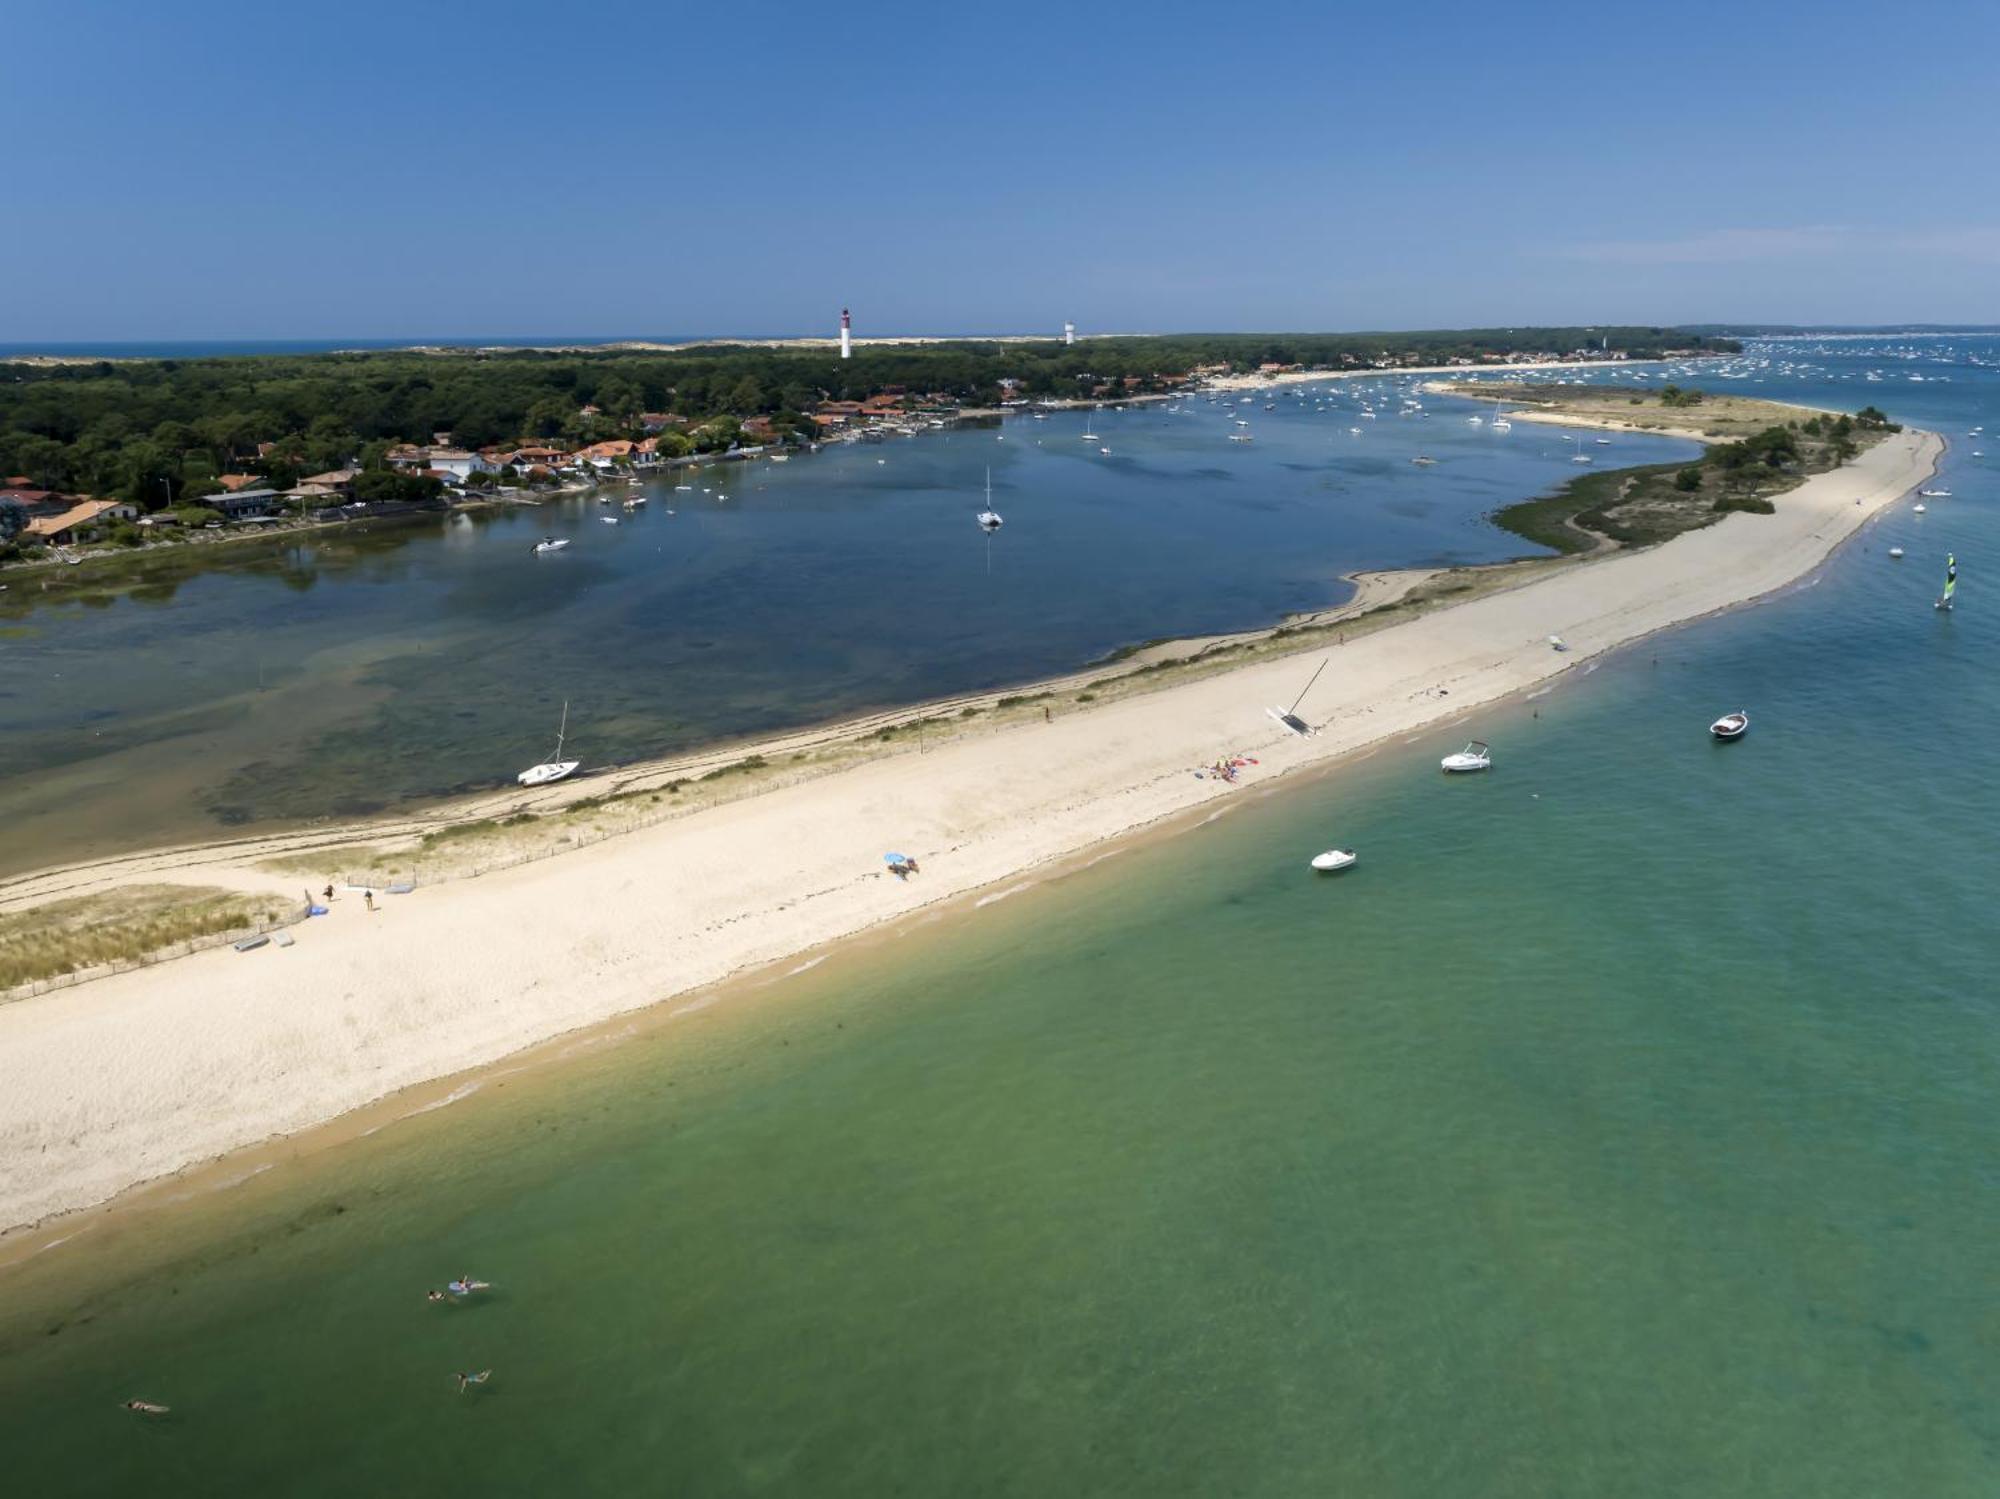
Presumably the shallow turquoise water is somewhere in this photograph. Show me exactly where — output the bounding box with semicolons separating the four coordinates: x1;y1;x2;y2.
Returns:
0;339;1994;1495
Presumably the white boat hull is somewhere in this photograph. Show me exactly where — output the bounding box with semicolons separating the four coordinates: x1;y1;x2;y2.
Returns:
1310;849;1357;873
1709;713;1749;740
1440;755;1490;773
1266;707;1316;737
517;760;580;786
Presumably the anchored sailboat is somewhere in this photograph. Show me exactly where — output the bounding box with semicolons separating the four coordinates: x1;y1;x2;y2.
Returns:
976;467;1003;533
518;700;581;786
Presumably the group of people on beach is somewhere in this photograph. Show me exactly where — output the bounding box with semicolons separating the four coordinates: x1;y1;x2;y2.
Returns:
1196;755;1257;784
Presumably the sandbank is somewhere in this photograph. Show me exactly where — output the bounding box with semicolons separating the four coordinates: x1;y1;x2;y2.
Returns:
0;427;1939;1239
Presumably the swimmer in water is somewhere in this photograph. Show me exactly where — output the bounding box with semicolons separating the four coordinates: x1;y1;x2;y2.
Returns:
426;1290;447;1303
455;1370;492;1393
447;1276;490;1296
124;1399;170;1415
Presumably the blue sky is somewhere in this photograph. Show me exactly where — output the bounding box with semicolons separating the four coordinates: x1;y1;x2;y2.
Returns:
8;0;1999;340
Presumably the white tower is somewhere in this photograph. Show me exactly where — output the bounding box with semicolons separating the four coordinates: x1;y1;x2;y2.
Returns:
840;308;852;360
1063;321;1075;346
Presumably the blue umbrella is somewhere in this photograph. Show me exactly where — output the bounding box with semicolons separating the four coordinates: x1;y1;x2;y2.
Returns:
883;852;912;865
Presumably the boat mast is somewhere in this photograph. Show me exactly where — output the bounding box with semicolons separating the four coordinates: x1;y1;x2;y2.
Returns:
555;699;568;759
1288;658;1329;716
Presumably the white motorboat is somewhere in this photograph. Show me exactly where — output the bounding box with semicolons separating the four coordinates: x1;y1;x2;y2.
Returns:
1919;489;1952;498
533;536;569;554
1914;503;1927;514
1440;740;1492;773
1310;848;1358;873
600;516;619;525
1709;710;1749;741
518;700;581;786
1411;455;1438;466
1889;546;1905;558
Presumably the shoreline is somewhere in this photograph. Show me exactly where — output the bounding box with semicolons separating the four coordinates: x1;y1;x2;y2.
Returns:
0;425;1938;1245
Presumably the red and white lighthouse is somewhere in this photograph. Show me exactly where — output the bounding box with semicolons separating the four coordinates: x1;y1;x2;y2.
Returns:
840;308;852;360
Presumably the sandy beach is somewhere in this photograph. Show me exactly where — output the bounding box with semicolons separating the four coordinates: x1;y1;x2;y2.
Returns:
0;426;1939;1238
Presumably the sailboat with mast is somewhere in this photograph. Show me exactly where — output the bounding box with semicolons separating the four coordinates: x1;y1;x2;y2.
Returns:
977;467;1003;533
1935;551;1956;612
518;700;581;786
1266;658;1327;737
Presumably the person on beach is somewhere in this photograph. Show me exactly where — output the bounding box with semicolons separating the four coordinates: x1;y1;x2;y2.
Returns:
455;1370;492;1393
364;890;375;912
323;884;335;902
123;1399;170;1415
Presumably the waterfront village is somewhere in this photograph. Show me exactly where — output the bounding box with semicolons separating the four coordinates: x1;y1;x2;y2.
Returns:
0;343;1653;567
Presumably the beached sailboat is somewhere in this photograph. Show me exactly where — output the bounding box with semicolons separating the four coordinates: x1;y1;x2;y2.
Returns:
1935;551;1956;611
1267;658;1327;737
518;701;581;786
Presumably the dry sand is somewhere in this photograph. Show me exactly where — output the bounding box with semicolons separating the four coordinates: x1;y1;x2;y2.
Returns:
0;428;1939;1237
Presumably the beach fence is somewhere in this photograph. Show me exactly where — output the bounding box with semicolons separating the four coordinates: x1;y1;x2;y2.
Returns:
3;908;305;1004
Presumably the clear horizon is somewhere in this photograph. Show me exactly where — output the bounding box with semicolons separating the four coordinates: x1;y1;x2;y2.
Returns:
10;0;2000;341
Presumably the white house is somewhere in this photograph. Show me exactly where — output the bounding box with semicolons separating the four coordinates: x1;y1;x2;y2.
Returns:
420;449;494;483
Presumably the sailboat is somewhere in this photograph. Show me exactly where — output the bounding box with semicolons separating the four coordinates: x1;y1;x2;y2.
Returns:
517;700;581;786
976;467;1003;533
1935;552;1956;612
1266;658;1327;737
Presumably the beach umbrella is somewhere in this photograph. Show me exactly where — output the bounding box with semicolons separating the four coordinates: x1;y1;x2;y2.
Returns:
883;852;912;866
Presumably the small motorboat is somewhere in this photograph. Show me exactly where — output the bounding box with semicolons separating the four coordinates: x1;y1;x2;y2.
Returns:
1441;740;1492;773
1889;546;1905;558
600;516;619;525
1310;848;1358;873
1919;489;1952;498
1914;503;1928;514
532;536;569;554
1709;710;1749;741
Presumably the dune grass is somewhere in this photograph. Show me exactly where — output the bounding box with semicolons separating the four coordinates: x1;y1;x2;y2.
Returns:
0;884;290;994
